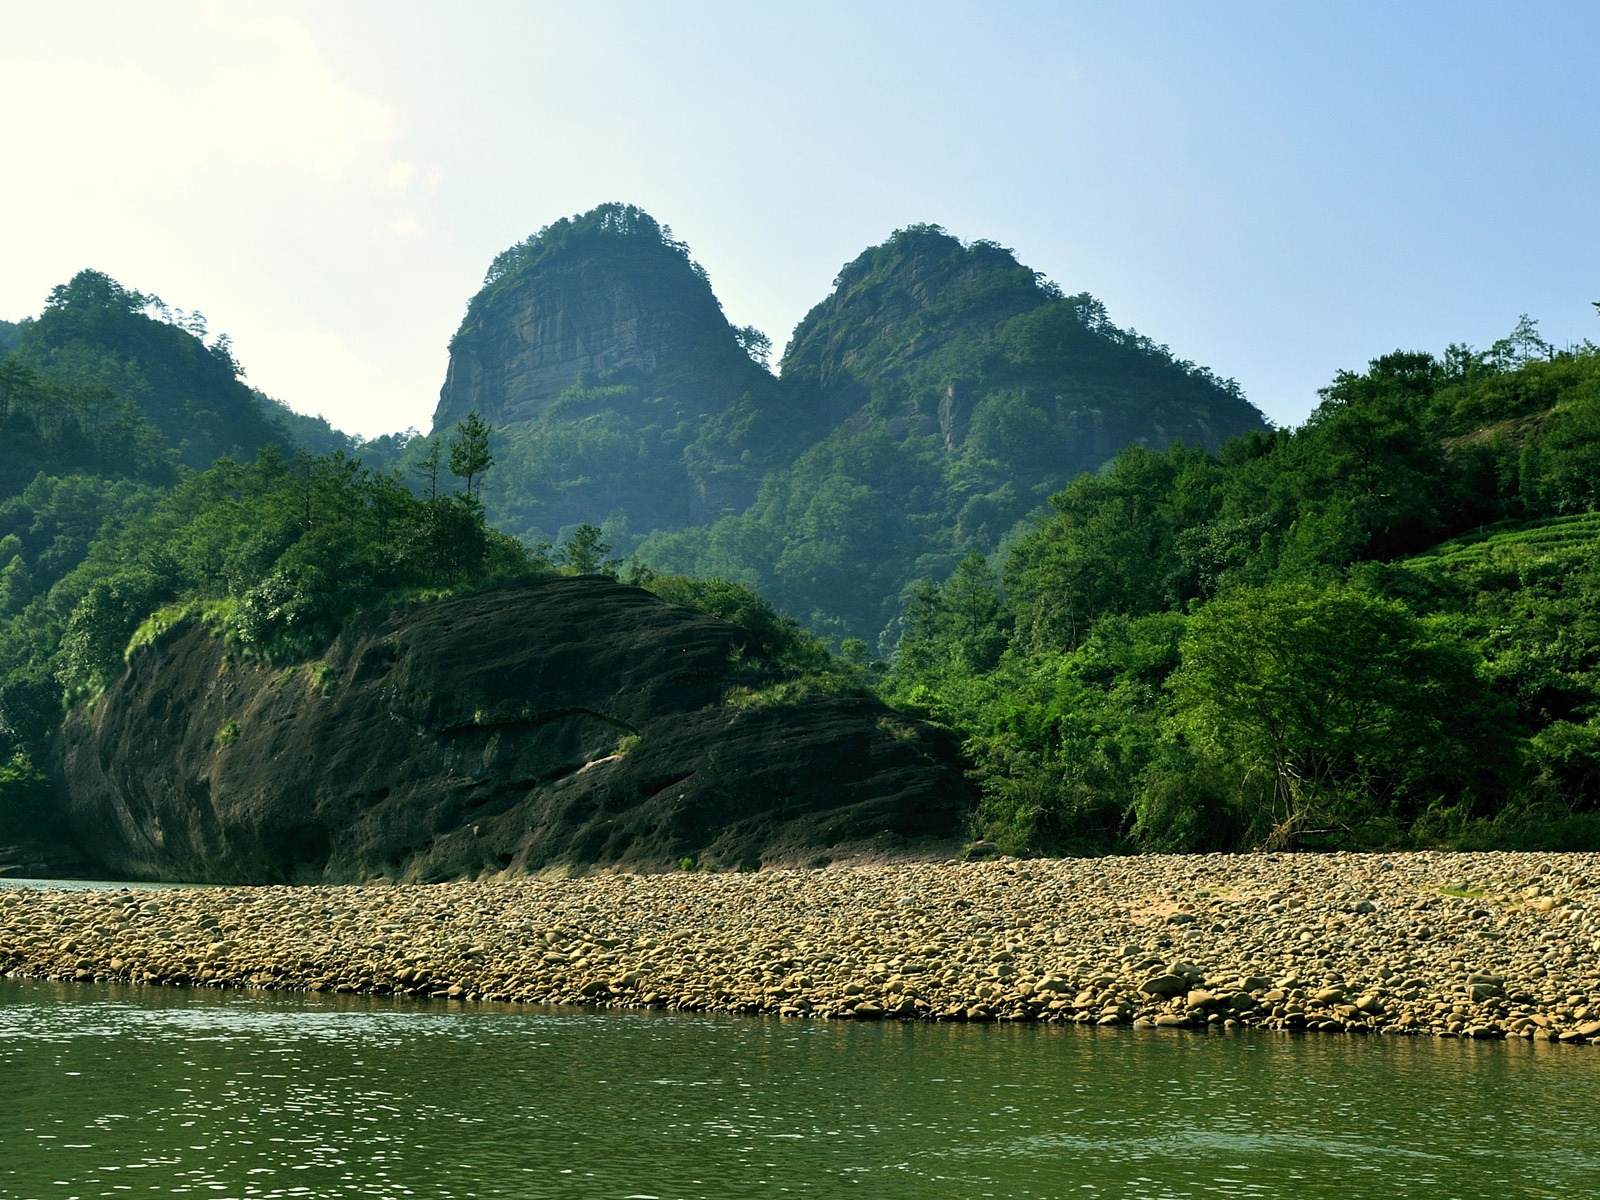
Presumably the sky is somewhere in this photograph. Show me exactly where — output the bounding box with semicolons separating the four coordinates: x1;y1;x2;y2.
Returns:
3;0;1597;438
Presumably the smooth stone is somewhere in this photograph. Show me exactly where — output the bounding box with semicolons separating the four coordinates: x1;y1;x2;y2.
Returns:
1140;974;1188;999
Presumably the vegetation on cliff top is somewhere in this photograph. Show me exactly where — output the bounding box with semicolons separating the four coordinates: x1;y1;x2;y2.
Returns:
455;203;724;349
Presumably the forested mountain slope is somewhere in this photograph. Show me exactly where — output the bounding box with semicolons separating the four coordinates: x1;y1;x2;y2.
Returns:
885;325;1600;854
0;271;526;874
439;206;1269;640
0;272;327;706
9;271;281;472
7;227;1593;870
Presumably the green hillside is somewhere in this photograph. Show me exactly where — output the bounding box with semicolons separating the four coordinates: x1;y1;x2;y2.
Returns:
0;271;322;668
11;271;281;471
885;327;1600;853
0;271;415;850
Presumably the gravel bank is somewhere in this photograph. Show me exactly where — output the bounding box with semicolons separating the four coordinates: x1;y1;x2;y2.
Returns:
4;851;1599;1043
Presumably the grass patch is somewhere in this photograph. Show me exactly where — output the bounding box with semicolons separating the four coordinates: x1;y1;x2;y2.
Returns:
724;672;868;711
302;661;337;692
125;598;236;662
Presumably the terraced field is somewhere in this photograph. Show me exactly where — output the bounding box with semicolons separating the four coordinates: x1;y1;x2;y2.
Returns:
1404;511;1600;577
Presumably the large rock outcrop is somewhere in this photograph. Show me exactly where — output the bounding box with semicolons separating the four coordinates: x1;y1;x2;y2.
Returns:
433;204;787;534
434;204;772;433
55;578;971;883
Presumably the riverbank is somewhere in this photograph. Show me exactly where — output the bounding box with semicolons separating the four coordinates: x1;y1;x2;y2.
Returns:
3;851;1598;1042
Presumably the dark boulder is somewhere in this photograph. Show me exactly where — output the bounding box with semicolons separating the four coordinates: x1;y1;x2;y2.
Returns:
55;577;971;883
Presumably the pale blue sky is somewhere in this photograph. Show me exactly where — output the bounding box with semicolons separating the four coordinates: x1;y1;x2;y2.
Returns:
4;1;1596;436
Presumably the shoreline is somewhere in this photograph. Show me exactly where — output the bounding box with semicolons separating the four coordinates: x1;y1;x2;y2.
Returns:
3;851;1598;1044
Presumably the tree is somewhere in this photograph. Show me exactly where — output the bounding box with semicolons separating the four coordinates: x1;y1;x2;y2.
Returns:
0;748;54;837
1169;583;1512;847
0;357;42;421
1488;314;1554;370
447;412;494;501
940;551;1006;671
0;555;32;617
1003;446;1208;651
556;523;618;576
1293;350;1449;560
1520;387;1600;514
415;437;443;501
890;551;1007;684
0;674;60;749
58;567;174;693
734;325;772;369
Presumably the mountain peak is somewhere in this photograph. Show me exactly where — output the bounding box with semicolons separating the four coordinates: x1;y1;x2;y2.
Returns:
781;225;1049;390
434;203;760;431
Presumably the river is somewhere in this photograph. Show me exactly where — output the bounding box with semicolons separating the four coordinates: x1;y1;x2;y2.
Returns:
1;978;1595;1199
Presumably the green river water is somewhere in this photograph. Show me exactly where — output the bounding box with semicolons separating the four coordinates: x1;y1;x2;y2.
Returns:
0;978;1595;1199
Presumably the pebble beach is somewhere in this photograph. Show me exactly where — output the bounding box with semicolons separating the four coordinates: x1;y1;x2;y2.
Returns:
4;850;1599;1044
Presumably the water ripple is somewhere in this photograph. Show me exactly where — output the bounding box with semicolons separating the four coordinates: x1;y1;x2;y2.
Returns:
1;979;1595;1199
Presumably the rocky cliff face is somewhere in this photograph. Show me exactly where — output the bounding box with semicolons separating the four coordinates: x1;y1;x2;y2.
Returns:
55;579;970;883
434;205;770;433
